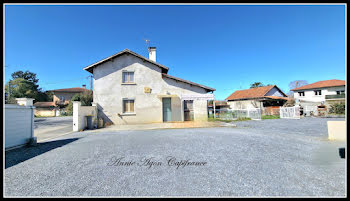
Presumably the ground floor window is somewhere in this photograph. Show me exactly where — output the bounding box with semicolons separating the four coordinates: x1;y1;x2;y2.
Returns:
184;100;194;121
123;99;135;113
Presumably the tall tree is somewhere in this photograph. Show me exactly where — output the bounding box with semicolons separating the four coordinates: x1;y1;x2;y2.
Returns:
5;70;48;103
287;80;308;97
250;82;265;88
11;70;39;84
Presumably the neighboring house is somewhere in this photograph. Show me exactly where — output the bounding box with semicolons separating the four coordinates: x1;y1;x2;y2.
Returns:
225;85;289;110
291;79;346;108
33;102;58;117
48;85;90;106
83;47;215;125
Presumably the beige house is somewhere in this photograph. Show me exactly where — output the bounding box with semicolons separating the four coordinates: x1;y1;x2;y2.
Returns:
33;102;57;117
49;86;90;106
83;47;215;125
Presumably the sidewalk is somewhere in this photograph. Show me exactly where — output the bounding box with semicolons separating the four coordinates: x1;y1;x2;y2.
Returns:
87;121;236;132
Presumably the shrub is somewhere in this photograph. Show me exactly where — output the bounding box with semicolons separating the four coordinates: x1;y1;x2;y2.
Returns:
65;91;93;115
329;102;345;114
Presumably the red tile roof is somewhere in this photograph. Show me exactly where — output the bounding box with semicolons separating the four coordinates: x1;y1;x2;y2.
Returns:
225;85;287;101
34;102;56;107
48;87;89;93
291;79;345;91
264;96;290;101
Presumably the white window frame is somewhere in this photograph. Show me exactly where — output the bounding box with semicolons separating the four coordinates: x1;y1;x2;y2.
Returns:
314;90;321;96
122;98;135;114
122;71;135;84
298;91;305;97
336;90;345;95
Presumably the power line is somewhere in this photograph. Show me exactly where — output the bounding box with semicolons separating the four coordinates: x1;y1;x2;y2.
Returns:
40;76;90;86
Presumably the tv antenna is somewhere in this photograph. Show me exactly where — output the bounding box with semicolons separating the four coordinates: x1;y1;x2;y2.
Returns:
144;39;151;48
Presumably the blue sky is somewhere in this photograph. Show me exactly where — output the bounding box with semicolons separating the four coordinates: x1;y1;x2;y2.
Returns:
4;4;346;100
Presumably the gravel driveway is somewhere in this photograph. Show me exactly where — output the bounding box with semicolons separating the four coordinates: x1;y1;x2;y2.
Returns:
34;116;73;142
5;118;346;197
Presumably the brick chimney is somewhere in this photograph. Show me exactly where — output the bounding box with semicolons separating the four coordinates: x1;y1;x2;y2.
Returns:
148;47;156;62
82;84;86;89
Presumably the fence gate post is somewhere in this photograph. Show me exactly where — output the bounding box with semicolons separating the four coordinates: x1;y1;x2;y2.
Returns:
73;101;81;131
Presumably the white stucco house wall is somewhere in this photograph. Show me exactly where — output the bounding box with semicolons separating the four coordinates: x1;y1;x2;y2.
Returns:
291;79;345;107
83;47;215;125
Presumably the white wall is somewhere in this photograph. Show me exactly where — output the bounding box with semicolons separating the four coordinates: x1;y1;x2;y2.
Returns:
293;86;345;103
227;100;262;110
5;105;35;149
92;54;211;125
73;102;98;131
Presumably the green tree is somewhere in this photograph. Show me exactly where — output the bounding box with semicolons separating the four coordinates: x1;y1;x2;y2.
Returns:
250;82;265;88
5;70;49;103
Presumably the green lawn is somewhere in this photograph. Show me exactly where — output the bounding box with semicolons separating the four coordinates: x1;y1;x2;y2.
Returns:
208;117;251;122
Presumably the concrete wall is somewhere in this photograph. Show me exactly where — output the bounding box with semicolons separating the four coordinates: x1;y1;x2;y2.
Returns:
293;86;345;103
73;102;98;131
5;104;35;149
328;121;346;141
92;54;211;125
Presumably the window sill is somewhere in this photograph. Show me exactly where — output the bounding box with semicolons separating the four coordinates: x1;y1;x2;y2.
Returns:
119;113;136;116
121;83;136;85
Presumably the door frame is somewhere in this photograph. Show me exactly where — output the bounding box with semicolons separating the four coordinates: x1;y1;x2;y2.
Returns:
162;97;172;122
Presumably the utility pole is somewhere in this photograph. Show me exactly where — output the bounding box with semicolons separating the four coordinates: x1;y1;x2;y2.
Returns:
7;80;11;103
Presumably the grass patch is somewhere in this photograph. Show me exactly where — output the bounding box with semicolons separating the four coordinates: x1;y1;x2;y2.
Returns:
208;117;252;122
262;115;280;120
208;118;234;123
234;117;251;121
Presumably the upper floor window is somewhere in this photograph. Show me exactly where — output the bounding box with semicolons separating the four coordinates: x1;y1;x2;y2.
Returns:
336;90;345;95
298;92;305;97
314;90;321;96
122;71;134;83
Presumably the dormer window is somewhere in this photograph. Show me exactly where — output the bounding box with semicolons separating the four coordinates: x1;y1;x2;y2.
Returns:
298;92;305;97
314;90;321;95
122;71;134;83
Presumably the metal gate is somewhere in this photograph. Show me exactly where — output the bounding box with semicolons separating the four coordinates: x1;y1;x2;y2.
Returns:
280;106;300;119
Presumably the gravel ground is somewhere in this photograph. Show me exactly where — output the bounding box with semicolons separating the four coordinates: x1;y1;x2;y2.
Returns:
5;118;346;197
34;116;73;142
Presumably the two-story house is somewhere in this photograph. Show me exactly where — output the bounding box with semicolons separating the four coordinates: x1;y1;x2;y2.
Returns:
291;79;346;108
83;47;215;125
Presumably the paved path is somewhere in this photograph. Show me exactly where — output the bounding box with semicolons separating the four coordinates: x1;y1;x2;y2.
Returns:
34;116;73;142
5;118;346;197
